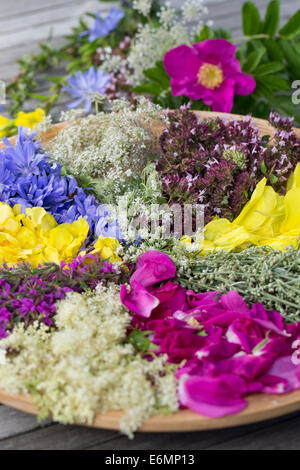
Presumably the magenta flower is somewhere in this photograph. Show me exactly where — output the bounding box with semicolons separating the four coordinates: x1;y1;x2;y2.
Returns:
120;281;159;318
164;39;256;113
131;250;176;288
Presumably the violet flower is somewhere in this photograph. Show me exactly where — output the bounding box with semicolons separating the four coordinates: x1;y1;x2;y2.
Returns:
164;39;256;113
63;67;111;113
84;8;125;42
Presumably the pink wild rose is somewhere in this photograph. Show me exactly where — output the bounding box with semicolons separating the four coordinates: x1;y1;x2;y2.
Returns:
164;39;256;113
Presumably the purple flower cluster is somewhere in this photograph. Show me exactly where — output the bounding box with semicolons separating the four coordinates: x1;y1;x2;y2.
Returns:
0;128;120;240
0;253;128;338
157;107;300;222
265;112;300;193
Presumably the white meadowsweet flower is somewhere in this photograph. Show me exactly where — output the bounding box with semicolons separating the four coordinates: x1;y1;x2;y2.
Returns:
132;0;153;17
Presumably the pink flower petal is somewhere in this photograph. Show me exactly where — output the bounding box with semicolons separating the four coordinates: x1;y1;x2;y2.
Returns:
164;45;201;80
178;374;248;418
234;72;256;96
131;250;176;288
120;281;159;318
193;39;237;63
220;290;250;314
262;356;300;394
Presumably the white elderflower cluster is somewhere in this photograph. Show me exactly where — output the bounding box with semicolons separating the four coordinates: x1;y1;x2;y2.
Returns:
181;0;208;25
127;0;210;86
47;98;167;199
0;283;178;438
132;0;153;17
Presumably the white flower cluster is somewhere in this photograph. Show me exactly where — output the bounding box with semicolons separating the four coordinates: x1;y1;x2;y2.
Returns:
132;0;153;17
0;283;178;438
47;98;167;199
127;0;210;86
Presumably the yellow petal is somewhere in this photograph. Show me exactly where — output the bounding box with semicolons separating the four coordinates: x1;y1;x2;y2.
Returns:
287;163;300;191
0;204;14;224
280;188;300;233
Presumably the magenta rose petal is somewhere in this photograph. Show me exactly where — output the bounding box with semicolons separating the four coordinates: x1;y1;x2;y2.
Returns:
193;39;237;62
235;72;256;95
131;250;176;288
120;281;159;318
220;290;250;314
164;45;201;80
207;78;236;113
178;375;248;418
262;356;300;394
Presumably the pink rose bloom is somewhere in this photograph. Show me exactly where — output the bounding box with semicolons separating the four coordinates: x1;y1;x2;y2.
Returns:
164;39;256;113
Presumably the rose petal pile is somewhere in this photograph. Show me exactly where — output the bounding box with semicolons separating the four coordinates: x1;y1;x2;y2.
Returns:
121;251;300;418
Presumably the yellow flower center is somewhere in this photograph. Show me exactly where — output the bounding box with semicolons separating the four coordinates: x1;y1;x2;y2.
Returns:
197;63;224;89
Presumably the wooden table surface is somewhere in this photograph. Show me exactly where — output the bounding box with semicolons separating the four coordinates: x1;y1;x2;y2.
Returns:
0;0;300;450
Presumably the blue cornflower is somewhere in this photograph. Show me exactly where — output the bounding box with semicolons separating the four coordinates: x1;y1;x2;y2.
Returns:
84;8;125;42
63;67;111;113
0;128;120;242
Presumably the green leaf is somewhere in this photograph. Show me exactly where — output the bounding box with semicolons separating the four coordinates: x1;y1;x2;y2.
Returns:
242;1;261;35
279;10;300;39
254;61;284;76
262;75;290;91
262;0;280;36
254;78;275;101
194;25;213;42
243;46;266;73
261;160;267;175
265;39;284;61
279;39;300;78
269;173;278;184
128;330;153;352
133;83;161;96
27;93;49;101
212;28;232;40
143;64;170;89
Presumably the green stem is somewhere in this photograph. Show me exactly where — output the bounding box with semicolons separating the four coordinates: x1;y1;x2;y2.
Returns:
232;34;270;42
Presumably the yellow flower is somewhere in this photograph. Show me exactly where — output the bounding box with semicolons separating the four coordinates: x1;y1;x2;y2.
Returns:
0;203;89;267
0;116;11;138
90;236;121;262
181;165;300;254
14;108;45;130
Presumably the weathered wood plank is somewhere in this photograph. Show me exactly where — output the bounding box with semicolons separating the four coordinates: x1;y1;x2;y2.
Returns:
207;412;300;450
0;422;117;450
0;406;51;440
0;1;117;49
0;0;105;19
85;413;300;450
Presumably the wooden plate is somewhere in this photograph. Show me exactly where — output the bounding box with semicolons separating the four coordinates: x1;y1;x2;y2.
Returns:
0;111;300;432
1;388;300;432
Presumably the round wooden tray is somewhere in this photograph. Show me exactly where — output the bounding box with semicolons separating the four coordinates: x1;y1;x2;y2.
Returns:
1;388;300;432
0;110;300;432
